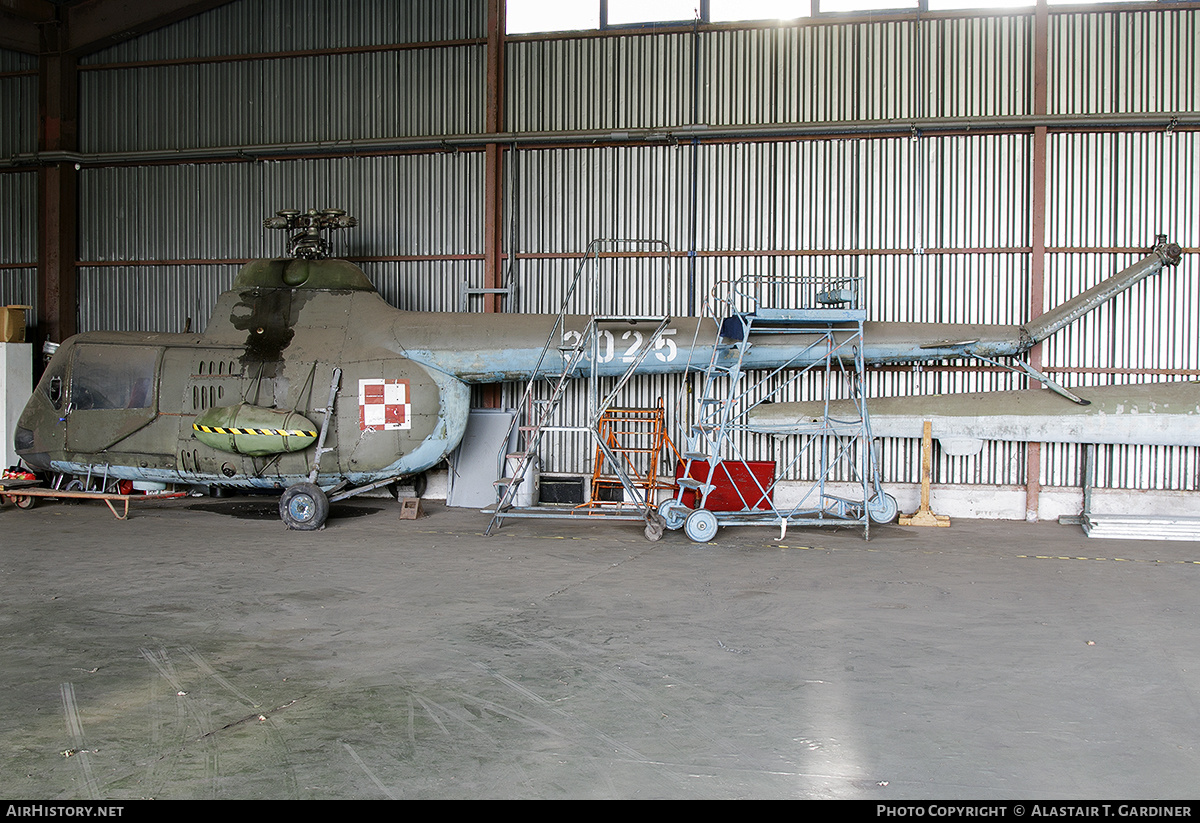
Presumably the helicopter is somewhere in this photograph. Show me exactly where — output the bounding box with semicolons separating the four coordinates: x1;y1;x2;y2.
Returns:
11;209;1181;530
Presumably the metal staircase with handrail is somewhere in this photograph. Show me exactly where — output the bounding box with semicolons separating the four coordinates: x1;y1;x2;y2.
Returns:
659;272;896;542
484;239;679;540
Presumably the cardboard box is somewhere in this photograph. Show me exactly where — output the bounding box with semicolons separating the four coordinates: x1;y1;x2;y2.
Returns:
1;306;30;343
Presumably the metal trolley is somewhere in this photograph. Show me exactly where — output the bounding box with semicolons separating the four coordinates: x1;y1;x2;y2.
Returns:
659;273;896;542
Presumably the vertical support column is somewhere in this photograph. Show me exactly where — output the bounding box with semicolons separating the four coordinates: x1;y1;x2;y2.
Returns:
481;0;507;408
37;29;79;351
1025;0;1050;522
37;162;77;345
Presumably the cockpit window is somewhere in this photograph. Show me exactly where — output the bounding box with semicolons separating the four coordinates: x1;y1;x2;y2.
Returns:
47;375;63;408
69;346;159;411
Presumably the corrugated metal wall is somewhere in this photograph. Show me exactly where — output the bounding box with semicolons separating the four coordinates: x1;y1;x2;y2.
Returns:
1043;4;1199;495
501;10;1197;492
3;1;1197;498
0;49;38;317
1049;10;1200;115
77;0;486;63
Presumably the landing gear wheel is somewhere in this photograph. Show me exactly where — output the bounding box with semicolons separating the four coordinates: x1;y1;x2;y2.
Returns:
684;508;719;543
868;493;898;524
14;494;37;510
657;498;688;531
279;482;329;531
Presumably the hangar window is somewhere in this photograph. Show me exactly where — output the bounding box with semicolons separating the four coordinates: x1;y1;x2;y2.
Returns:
820;0;917;11
504;0;1157;33
507;1;600;33
606;0;700;26
711;0;810;21
930;0;1148;6
927;0;1031;8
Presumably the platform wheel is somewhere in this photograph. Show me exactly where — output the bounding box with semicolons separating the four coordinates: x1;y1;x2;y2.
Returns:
684;508;719;543
657;498;689;531
867;493;899;524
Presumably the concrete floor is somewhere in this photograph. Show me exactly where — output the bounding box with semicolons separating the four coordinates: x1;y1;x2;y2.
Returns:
2;493;1199;800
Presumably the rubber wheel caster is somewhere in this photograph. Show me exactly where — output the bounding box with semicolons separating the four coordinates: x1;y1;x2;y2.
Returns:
684;508;718;543
657;498;688;530
644;515;665;542
868;493;898;524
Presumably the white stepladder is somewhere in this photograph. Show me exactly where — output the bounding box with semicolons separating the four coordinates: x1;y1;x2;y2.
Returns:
659;272;896;542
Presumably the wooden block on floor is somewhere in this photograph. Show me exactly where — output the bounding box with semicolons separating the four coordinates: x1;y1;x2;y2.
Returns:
899;508;951;527
399;498;423;519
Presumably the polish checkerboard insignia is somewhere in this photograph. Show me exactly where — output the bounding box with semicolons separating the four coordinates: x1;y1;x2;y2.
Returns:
359;378;411;431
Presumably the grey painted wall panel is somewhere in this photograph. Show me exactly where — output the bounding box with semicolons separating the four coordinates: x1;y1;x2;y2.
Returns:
507;33;695;132
0;168;37;322
80;0;486;64
1049;10;1200;116
78;154;483;261
0;47;36;158
0;171;37;266
77;265;239;334
81;46;486;153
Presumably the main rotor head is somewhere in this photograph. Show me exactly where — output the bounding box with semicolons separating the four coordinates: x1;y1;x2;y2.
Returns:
264;208;358;260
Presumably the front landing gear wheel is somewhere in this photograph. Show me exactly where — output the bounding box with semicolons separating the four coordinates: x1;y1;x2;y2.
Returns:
684;508;719;543
279;482;329;530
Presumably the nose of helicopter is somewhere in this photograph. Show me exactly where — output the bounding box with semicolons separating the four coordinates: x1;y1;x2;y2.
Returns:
13;425;50;471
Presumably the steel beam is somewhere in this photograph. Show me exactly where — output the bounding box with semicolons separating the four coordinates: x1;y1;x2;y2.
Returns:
36;161;78;347
64;0;237;56
36;28;78;348
481;0;507;408
1024;0;1052;523
0;0;54;53
10;112;1198;170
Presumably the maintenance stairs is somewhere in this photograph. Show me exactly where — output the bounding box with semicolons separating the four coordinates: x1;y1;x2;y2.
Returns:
659;275;895;542
485;240;678;541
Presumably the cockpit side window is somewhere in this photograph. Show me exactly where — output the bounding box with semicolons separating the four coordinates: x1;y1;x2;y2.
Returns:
69;346;159;411
45;373;64;409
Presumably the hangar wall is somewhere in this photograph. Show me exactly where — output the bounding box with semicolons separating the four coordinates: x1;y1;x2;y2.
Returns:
0;48;37;312
0;0;1197;506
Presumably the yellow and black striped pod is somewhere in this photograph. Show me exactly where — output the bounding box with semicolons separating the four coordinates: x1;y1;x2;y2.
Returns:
192;403;319;456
